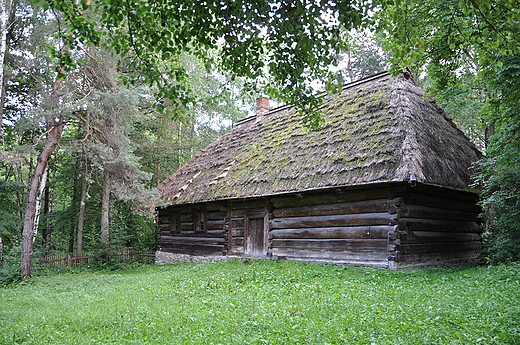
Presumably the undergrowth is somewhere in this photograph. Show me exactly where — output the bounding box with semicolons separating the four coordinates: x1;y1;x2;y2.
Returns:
1;260;519;344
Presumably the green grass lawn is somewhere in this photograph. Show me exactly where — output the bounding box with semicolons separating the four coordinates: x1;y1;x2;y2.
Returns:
1;260;519;345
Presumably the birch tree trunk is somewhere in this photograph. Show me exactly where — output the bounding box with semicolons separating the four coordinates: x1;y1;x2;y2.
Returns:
0;0;11;129
32;165;49;242
41;184;51;252
0;233;3;267
100;171;110;245
21;119;63;278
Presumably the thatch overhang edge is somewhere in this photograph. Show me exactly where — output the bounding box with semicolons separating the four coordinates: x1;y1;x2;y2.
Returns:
156;179;480;210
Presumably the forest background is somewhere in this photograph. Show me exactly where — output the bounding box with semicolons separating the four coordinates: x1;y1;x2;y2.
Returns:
0;0;518;280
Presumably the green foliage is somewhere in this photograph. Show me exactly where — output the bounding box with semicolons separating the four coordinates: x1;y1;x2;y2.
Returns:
377;0;520;75
483;55;520;163
3;1;56;126
3;2;255;260
474;55;520;263
1;261;519;343
0;246;22;286
421;71;487;149
0;181;24;251
87;247;127;271
108;201;156;251
31;0;374;118
337;30;389;82
0;264;21;287
378;0;520;262
135;54;252;185
478;164;520;263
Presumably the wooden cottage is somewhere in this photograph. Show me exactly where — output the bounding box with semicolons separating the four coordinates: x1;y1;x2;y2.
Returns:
156;72;482;268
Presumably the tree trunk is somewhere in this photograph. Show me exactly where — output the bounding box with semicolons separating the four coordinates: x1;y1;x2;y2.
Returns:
0;233;3;267
0;0;11;129
69;158;81;254
77;154;88;253
32;164;49;240
485;122;495;151
21;119;63;278
100;171;110;245
41;185;50;251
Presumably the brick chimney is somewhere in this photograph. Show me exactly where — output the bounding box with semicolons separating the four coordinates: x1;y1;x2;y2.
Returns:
256;97;269;117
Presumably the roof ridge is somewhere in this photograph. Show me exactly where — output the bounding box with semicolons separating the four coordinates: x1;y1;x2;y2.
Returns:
234;72;392;127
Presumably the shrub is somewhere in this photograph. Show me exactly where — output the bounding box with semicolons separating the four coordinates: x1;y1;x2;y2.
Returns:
0;245;22;286
89;246;126;271
478;163;520;263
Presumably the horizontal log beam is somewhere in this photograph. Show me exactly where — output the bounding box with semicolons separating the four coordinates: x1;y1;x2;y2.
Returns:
206;211;226;220
396;250;479;266
410;185;479;203
270;225;397;240
273;198;403;218
231;199;266;209
231;238;244;246
272;238;388;251
271;247;389;261
271;187;391;208
205;202;227;212
404;193;481;213
231;218;244;228
159;236;226;243
207;230;226;236
271;213;396;229
230;229;244;237
399;241;481;255
180;222;194;231
401;231;481;244
231;208;264;218
206;220;225;230
399;218;482;233
160;244;224;256
398;205;478;222
228;245;244;255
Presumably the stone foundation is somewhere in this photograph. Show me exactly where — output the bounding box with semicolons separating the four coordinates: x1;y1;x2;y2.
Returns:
155;251;231;265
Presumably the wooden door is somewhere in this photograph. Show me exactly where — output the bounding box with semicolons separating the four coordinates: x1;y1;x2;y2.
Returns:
244;214;267;255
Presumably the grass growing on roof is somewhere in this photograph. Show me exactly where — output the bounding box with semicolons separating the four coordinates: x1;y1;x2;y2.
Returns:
1;260;519;344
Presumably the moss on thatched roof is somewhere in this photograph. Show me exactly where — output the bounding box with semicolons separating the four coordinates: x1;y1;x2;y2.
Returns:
158;72;481;207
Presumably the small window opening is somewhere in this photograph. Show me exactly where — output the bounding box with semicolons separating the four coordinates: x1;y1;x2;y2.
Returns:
169;213;180;233
194;210;206;233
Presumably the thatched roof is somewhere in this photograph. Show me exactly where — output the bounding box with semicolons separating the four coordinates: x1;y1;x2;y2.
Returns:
158;72;482;207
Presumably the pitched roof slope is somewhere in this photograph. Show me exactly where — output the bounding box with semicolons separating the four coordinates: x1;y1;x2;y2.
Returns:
159;73;481;206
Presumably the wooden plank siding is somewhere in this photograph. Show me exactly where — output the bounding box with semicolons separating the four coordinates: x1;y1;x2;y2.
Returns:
157;182;482;268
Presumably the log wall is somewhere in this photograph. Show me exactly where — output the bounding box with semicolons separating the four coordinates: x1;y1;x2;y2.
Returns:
389;184;482;267
157;182;482;268
157;202;229;256
268;192;399;266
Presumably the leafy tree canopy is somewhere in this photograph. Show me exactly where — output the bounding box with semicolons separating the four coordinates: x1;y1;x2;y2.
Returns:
377;0;520;76
32;0;373;125
377;0;520;262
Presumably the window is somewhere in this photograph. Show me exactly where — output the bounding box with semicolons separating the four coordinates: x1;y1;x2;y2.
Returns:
169;213;180;233
194;210;206;233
